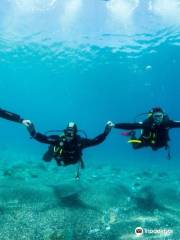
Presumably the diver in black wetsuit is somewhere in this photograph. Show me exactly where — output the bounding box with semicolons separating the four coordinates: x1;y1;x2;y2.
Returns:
110;107;180;157
24;121;112;170
0;107;27;125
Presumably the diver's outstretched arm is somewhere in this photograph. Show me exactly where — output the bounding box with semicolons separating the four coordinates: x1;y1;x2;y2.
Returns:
0;107;24;123
25;121;59;144
81;121;112;148
113;122;144;130
167;120;180;128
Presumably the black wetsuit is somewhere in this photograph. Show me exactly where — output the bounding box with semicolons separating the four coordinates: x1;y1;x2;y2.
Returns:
115;116;180;150
28;125;110;167
0;108;23;123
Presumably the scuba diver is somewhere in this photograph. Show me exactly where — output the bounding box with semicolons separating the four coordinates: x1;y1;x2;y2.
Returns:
110;107;180;159
0;107;28;125
24;120;112;178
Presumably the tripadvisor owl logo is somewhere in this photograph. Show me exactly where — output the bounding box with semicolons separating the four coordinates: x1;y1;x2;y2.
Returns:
135;227;144;236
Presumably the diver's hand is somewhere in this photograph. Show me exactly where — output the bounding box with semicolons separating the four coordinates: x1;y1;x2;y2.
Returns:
23;121;36;137
22;119;32;127
107;121;115;128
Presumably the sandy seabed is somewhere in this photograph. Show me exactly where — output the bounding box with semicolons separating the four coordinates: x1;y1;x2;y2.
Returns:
0;158;179;240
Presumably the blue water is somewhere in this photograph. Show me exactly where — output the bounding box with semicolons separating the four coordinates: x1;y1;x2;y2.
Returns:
1;32;180;165
0;1;180;239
